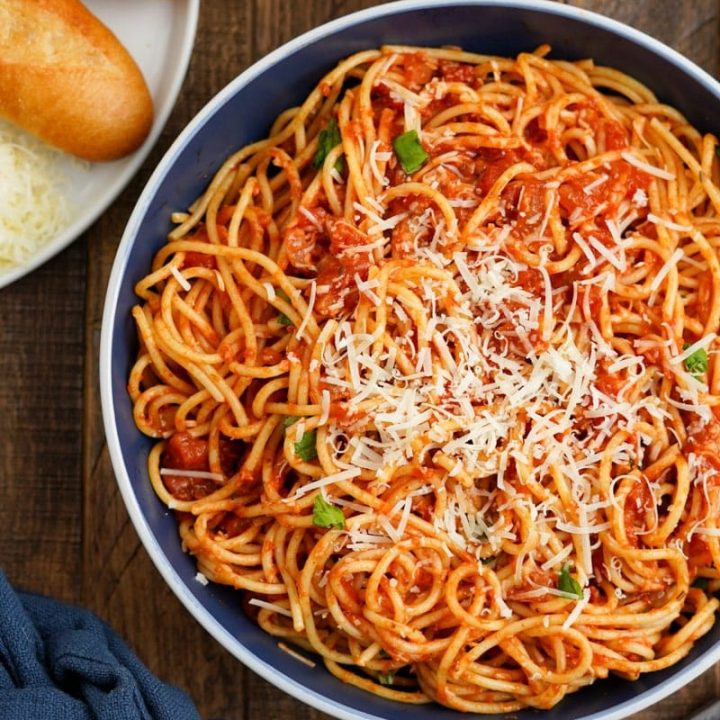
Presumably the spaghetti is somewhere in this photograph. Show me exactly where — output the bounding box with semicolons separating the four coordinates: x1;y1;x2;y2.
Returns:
128;46;720;712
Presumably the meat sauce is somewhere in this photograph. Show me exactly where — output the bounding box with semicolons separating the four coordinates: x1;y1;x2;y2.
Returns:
161;431;246;501
623;480;653;547
687;416;720;469
283;211;372;318
161;432;214;501
275;55;652;330
314;220;372;317
180;223;232;270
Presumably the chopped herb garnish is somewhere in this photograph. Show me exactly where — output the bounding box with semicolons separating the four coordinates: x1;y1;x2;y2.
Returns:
282;416;299;429
377;671;395;685
312;494;345;530
393;130;429;174
558;564;583;599
693;577;710;591
294;429;317;461
684;344;708;375
276;288;293;326
313;118;344;173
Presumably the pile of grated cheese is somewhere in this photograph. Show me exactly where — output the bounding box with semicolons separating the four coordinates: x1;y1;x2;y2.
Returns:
0;119;72;268
297;70;715;602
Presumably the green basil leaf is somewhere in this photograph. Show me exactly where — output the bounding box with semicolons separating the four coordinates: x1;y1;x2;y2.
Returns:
393;130;429;174
282;416;299;429
684;344;708;375
313;118;344;173
377;671;395;685
276;288;293;326
312;494;345;530
294;429;317;461
558;564;583;599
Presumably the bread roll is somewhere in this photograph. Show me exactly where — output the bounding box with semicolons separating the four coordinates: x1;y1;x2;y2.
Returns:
0;0;154;161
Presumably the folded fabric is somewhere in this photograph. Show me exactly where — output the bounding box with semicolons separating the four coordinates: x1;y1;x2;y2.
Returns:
0;571;200;720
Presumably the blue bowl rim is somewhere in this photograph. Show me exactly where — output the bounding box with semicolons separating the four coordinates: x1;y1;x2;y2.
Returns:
100;1;720;718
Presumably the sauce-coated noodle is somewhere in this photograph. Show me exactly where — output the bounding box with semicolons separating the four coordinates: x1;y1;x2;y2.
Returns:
129;46;720;712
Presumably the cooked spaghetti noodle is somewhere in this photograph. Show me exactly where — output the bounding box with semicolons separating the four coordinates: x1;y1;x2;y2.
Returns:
128;46;720;712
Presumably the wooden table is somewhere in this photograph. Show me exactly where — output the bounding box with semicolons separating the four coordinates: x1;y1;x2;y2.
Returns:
1;1;719;718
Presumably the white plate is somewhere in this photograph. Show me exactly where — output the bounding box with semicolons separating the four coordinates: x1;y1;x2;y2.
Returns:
0;0;200;289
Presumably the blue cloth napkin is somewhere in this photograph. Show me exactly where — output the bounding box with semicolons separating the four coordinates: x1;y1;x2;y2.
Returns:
0;571;200;720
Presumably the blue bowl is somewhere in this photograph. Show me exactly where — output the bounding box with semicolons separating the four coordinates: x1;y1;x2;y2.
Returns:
100;2;720;718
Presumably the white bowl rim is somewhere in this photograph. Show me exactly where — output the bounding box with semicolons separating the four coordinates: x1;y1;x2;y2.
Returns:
100;1;720;718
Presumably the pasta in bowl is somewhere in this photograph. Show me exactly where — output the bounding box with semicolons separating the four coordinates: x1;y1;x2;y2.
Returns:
102;3;720;719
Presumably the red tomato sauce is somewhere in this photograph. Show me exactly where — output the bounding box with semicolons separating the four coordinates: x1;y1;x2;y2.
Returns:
161;433;245;500
687;417;720;469
183;251;216;269
314;219;372;317
161;432;214;501
397;52;436;89
623;481;653;547
438;59;478;85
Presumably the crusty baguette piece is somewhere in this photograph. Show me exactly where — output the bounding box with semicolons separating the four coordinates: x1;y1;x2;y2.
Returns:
0;0;154;161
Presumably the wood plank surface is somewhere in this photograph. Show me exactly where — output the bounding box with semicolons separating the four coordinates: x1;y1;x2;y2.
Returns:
1;1;719;719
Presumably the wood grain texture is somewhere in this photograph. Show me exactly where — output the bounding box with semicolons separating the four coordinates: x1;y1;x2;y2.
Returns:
0;1;718;719
0;237;86;603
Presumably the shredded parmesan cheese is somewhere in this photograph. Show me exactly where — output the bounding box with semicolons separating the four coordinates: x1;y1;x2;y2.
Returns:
170;265;191;292
649;249;684;292
620;150;675;180
249;598;293;617
0;120;76;267
160;468;224;482
562;589;590;629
